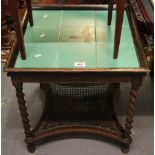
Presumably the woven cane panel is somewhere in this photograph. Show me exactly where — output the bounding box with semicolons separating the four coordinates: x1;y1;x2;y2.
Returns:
36;83;121;133
45;83;113;120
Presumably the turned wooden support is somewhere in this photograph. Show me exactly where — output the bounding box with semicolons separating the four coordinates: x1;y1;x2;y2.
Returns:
113;0;126;59
121;78;143;154
25;0;33;26
11;79;32;139
8;0;26;59
12;78;36;153
108;0;113;25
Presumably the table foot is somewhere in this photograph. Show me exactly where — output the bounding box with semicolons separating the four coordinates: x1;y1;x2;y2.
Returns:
121;146;129;154
40;83;45;89
27;143;36;153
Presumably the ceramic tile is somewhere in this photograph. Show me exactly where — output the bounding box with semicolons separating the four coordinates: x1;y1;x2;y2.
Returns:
95;11;129;26
32;10;62;27
120;25;133;44
24;26;60;43
111;11;129;26
96;25;133;44
97;44;139;68
56;43;97;68
60;26;95;43
62;10;94;26
15;10;139;69
15;43;58;68
95;11;108;26
95;26;113;43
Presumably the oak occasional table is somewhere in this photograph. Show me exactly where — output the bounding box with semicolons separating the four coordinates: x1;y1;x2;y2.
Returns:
4;3;149;155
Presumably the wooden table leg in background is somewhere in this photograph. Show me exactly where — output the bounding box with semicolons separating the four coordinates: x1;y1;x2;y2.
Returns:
8;0;26;59
121;78;143;154
11;78;36;153
113;0;126;59
26;0;33;26
108;0;113;25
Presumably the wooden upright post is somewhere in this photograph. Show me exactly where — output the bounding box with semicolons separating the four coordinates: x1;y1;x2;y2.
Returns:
26;0;33;26
8;0;26;59
108;0;113;25
113;0;126;59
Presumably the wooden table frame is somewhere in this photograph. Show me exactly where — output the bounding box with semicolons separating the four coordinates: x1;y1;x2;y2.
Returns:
4;1;149;154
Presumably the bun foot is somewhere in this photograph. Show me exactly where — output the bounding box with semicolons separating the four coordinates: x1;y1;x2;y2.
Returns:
121;147;129;154
27;143;36;153
40;83;47;90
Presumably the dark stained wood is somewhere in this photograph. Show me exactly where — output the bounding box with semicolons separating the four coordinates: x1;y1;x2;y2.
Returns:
32;4;110;10
29;126;128;144
4;39;18;69
9;72;145;84
108;0;113;25
126;5;149;69
11;78;32;139
113;0;126;59
8;0;26;60
27;143;36;153
121;77;143;153
11;78;36;153
25;0;33;26
4;67;149;73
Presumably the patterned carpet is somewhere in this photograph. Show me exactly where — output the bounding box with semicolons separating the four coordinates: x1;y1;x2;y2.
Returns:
31;0;110;4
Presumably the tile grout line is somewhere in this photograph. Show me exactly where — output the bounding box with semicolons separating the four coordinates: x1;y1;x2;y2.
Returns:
55;10;63;68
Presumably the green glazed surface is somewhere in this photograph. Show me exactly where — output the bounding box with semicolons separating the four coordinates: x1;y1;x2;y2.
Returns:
15;10;139;69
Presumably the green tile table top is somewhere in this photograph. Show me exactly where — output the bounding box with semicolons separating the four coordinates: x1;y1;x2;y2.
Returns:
32;10;62;27
60;26;95;43
97;43;139;68
96;25;132;44
24;26;60;43
62;10;94;26
15;43;58;68
57;43;97;68
15;10;139;69
95;11;129;26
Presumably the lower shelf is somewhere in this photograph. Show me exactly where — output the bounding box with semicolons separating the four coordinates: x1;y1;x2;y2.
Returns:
31;119;127;143
28;83;131;153
38;120;122;134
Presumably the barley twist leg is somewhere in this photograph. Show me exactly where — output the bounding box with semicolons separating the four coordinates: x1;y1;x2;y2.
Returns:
12;79;36;153
121;78;143;154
